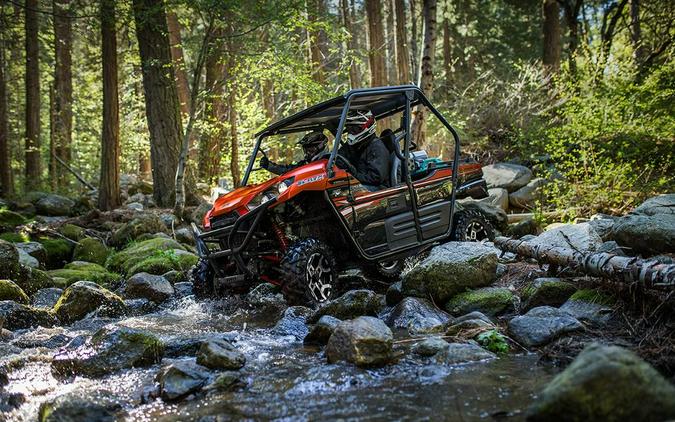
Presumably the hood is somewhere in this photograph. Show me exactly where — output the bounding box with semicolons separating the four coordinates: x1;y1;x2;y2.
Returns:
209;176;282;218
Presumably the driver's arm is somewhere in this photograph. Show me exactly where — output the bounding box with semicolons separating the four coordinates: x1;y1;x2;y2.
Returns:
267;161;294;175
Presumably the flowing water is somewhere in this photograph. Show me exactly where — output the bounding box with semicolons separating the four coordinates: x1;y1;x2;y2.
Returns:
3;297;559;421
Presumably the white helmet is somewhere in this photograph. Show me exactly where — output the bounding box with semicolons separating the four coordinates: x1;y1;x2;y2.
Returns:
345;110;376;146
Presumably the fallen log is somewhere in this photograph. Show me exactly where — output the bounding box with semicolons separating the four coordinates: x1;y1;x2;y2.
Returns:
494;236;675;290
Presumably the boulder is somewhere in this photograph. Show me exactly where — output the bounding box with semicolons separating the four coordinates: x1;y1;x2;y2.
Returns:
105;237;188;276
124;272;174;303
401;242;498;304
126;249;198;276
196;339;246;370
173;282;193;298
412;336;449;357
0;209;26;231
11;327;70;349
588;214;618;241
521;278;577;311
433;342;496;365
507;218;541;238
482;163;532;192
126;202;144;211
0;280;29;304
15;241;47;267
525;222;603;253
631;193;675;216
51;325;164;377
48;261;121;287
15;267;55;296
444;287;516;317
163;332;237;358
487;188;509;211
204;371;245;392
17;247;39;268
245;283;287;320
304;315;341;346
38;395;121;422
128;180;153;196
34;194;75;216
271;306;312;339
309;290;385;323
174;227;194;245
382;297;452;333
445;317;495;337
53;281;127;324
559;289;614;327
326;316;394;367
191;202;212;225
37;237;74;269
597;240;626;256
508;306;583;348
73;237;110;265
0;391;25;414
611;214;675;256
110;213;166;246
0;300;57;330
157;360;210;401
385;281;404;306
0;240;22;282
58;223;86;241
509;178;546;209
527;343;675;422
31;287;64;309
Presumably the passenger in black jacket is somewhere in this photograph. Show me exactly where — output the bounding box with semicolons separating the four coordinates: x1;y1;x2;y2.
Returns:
338;109;389;190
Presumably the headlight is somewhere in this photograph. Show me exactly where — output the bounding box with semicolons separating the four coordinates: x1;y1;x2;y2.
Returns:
246;178;294;211
278;177;294;194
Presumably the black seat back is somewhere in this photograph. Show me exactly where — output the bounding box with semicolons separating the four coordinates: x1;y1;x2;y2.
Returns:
380;129;403;187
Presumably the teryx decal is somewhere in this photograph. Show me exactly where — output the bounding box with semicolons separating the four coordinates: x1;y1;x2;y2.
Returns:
297;174;325;186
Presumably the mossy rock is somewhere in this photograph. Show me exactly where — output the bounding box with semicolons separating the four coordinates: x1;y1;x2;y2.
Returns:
49;261;122;288
0;209;27;230
444;287;516;317
0;239;22;282
106;237;186;275
568;289;615;306
14;267;56;296
73;238;110;265
37;237;74;269
0;280;29;304
59;224;86;241
0;232;30;243
25;191;49;203
110;213;166;246
522;278;577;311
53;281;127;324
126;249;198;276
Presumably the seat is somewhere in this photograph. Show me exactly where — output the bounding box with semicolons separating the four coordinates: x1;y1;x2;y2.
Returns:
380;129;403;187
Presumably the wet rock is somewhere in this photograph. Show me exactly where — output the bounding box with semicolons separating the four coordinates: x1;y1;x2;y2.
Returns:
382;297;451;333
58;223;86;241
73;237;110;265
0;209;26;231
53;281;127;324
304;315;341;346
52;325;164;377
525;222;603;252
15;241;47;267
245;283;287;320
17;246;39;268
559;289;614;326
164;332;238;358
271;306;312;339
507;218;541;238
445;317;495;337
158;360;210;401
35;193;75;216
385;281;404;306
482;163;532;192
509;178;546;209
196;339;246;370
205;371;245;392
37;237;74;269
48;261;122;287
0;279;29;304
31;287;63;308
105;237;189;276
0;240;22;282
326;316;394;367
174;227;194;245
0;300;57;330
125;272;174;303
612;213;675;256
412;336;449;357
17;267;57;296
0;391;25;413
174;282;193;298
11;327;70;349
508;306;583;348
444;287;516;317
526;343;675;422
38;395;122;421
162;270;186;284
309;289;384;323
111;213;166;246
401;242;498;305
631;193;675;216
521;278;577;311
433;342;496;365
124;298;158;316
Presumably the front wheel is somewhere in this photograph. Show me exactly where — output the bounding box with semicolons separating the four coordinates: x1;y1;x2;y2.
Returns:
280;238;338;306
189;259;215;298
362;260;404;281
451;210;495;242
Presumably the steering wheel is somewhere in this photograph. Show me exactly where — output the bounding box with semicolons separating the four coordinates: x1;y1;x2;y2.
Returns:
250;148;269;172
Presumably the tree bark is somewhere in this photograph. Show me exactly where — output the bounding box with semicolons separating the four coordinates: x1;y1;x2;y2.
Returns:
0;31;10;197
307;0;327;84
166;11;190;116
394;0;410;84
542;0;561;76
410;0;420;85
99;0;120;211
442;1;451;89
227;54;240;188
385;0;396;84
53;0;72;190
25;0;41;190
411;0;437;148
133;0;183;207
199;30;226;184
341;0;361;88
365;0;387;87
630;0;646;68
562;0;583;76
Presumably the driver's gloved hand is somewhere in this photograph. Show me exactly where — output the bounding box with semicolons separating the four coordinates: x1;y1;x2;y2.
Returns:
260;156;269;169
336;156;357;175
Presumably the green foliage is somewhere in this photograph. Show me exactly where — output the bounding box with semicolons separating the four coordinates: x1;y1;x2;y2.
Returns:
476;329;508;354
0;232;30;243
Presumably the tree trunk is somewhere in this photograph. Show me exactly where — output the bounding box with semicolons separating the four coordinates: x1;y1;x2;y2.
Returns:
199;32;226;184
442;1;451;89
341;0;361;88
394;0;410;84
228;85;240;188
630;0;646;68
132;0;183;207
0;32;11;197
53;0;72;190
410;0;420;85
49;84;56;191
365;0;387;87
562;0;582;76
542;0;561;76
166;11;190;116
385;0;396;84
307;0;326;84
25;0;41;191
411;0;437;148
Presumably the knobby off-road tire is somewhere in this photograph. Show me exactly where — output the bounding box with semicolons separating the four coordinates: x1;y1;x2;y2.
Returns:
362;260;404;281
190;258;215;298
451;210;495;242
280;238;338;306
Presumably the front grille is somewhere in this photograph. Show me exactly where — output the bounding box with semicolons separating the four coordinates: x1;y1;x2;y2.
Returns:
210;212;238;230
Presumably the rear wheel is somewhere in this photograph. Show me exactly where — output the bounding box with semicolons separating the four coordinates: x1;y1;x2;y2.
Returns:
280;238;338;306
189;259;214;298
451;210;495;242
362;259;404;281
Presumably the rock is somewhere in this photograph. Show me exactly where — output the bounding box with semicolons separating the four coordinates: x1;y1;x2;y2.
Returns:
58;223;86;241
157;360;210;401
525;222;603;253
382;297;451;333
162;270;186;284
521;278;577;311
304;315;341;346
507;306;583;348
73;237;110;265
326;316;394;367
32;287;64;308
11;327;70;349
444;287;516;317
126;249;198;276
612;214;675;256
163;332;238;358
191;202;212;225
588;214;618;241
24;191;49;203
385;281;404;306
482;163;533;192
52;325;164;377
507;218;541;238
0;391;25;413
445;318;495;337
309;289;385;323
15;241;47;267
38;395;121;422
271;306;312;339
487;187;509;211
0;209;26;230
34;194;75;216
597;240;626;256
401;242;498;305
457;200;509;232
173;282;193;298
125;272;174;303
526;343;675;422
204;371;245;392
17;247;39;268
412;336;449;357
124;298;158;316
454;311;494;325
105;237;188;276
174;227;194;245
37;237;74;269
631;193;675;216
128;180;153;196
53;281;127;324
126;202;144;211
559;289;614;326
16;267;55;296
0;240;22;282
196;339;246;370
245;283;287;320
0;300;57;330
48;261;122;287
509;177;546;209
0;279;29;304
111;213;166;246
159;212;179;228
433;342;496;365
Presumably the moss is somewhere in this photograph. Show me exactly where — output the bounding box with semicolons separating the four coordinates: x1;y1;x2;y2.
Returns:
569;289;615;306
38;237;74;269
444;287;515;317
53;281;126;324
126;249;198;276
522;279;577;310
0;279;30;304
0;232;30;243
48;264;122;288
106;237;186;275
73;237;110;265
110;214;166;246
59;224;85;241
0;209;27;230
15;268;56;296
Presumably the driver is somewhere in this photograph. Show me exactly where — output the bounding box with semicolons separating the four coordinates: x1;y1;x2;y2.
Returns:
338;109;389;190
261;131;328;175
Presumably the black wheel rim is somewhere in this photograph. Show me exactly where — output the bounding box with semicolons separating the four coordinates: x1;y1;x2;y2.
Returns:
379;260;400;271
463;221;490;241
306;252;334;302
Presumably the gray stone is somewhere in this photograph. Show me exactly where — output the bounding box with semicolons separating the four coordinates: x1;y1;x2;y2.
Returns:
612;214;675;256
0;279;29;304
433;342;496;365
560;297;613;327
271;306;312;340
445;318;495;337
385;281;404;306
125;272;174;303
487;188;509;211
482;163;533;192
326;316;394;367
507;218;541;238
38;395;121;422
196;339;246;370
507;306;583;348
157;360;210;401
412;336;449;357
309;289;384;323
34;194;75;216
597;240;626;256
191;202;213;225
14;242;47;267
17;248;39;268
173;282;193;298
588;214;618;241
527;343;675;422
174;227;194;245
304;315;341;346
631;193;675;216
204;371;245;392
53;281;127;324
521;278;577;311
525;222;603;252
0;300;57;330
509;178;546;209
382;297;451;333
126;202;144;211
